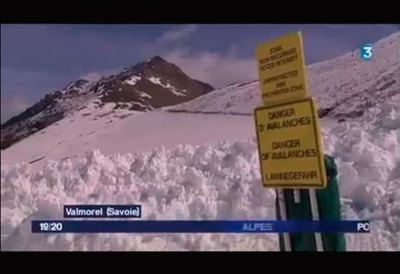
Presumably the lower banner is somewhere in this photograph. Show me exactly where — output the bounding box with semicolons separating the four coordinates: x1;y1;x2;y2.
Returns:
32;220;370;233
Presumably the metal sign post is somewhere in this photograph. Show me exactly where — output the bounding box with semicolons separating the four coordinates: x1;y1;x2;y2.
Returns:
254;32;346;252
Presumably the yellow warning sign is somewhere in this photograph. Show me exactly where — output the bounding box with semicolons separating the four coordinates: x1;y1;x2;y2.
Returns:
254;97;327;188
255;32;309;105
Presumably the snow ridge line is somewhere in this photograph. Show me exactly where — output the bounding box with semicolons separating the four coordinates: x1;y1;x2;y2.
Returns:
166;109;252;116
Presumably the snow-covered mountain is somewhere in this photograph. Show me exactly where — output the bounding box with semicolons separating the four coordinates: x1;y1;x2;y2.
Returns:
93;56;213;109
1;79;94;150
1;56;214;150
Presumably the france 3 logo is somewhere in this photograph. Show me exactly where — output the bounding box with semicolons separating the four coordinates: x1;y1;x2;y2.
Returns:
361;44;373;61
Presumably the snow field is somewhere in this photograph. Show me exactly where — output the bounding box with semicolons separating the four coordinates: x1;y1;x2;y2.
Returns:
2;100;399;250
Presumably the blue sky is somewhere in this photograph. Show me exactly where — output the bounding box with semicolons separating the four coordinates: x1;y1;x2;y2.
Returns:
1;24;399;122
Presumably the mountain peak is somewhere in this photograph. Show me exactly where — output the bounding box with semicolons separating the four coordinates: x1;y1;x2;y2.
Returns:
128;55;170;74
148;55;167;64
63;79;90;91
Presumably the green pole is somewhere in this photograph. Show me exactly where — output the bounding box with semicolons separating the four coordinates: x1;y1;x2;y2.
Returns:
316;155;346;251
276;155;346;251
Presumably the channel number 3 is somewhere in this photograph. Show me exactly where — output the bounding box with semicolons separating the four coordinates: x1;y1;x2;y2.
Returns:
361;44;373;60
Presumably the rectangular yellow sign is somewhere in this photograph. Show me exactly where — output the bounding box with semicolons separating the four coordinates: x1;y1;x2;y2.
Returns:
254;97;327;188
255;32;309;105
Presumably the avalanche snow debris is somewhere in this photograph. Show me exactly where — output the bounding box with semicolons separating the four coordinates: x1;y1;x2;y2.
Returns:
1;139;280;251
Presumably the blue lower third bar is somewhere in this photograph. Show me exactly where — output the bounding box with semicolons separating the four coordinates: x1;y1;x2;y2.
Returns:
32;220;370;233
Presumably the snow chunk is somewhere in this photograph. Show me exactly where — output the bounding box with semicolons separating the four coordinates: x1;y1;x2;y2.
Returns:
136;91;152;99
148;76;186;97
124;76;141;85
